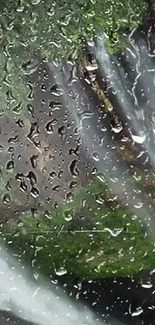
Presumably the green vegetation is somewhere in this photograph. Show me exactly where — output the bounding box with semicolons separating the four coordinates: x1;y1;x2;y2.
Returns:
0;0;148;115
2;175;155;279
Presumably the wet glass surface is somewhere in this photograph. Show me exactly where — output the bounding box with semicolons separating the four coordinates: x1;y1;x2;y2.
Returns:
1;1;155;324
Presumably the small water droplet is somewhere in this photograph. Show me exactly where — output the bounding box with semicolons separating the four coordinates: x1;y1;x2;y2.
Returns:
30;187;40;198
69;160;79;177
66;192;74;203
6;160;14;171
27;171;37;186
91;152;100;162
54;267;67;276
134;202;143;209
30;154;38;169
45;119;57;134
50;84;63;97
2;192;11;204
20;180;27;192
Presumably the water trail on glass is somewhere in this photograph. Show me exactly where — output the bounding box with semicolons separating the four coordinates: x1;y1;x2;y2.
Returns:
0;247;106;325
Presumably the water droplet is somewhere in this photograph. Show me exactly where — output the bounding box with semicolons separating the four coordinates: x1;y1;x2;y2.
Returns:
91;152;100;162
69;181;78;189
2;193;11;204
131;133;146;144
50;84;63;97
30;187;40;198
58;126;66;139
27;103;35;118
86;65;98;71
6;160;14;171
134;202;143;209
30;154;38;169
52;185;60;192
141;283;152;289
69;160;79;177
66;192;74;203
112;125;123;133
20;180;27;192
45;119;57;134
131;307;143;317
8;135;19;144
27;171;37;186
31;0;41;4
54;267;67;276
49;171;57;179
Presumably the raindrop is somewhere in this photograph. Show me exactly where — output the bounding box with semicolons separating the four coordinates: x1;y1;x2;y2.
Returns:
27;103;35;118
8;135;19;143
141;283;153;289
134;202;143;209
50;84;63;97
66;192;74;203
31;0;41;4
20;180;27;192
91;152;100;162
30;187;40;198
49;171;57;178
131;133;146;144
69;159;79;177
2;193;11;204
58;126;66;139
131;307;143;317
45;119;57;134
8;147;14;153
54;267;67;276
69;181;78;189
86;65;98;71
6;160;14;171
58;170;63;179
111;125;123;133
52;185;60;192
30;154;38;169
0;145;4;151
16;119;24;128
27;171;37;186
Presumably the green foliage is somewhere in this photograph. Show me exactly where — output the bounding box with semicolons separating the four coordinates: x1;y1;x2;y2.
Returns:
2;175;155;279
0;0;148;116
